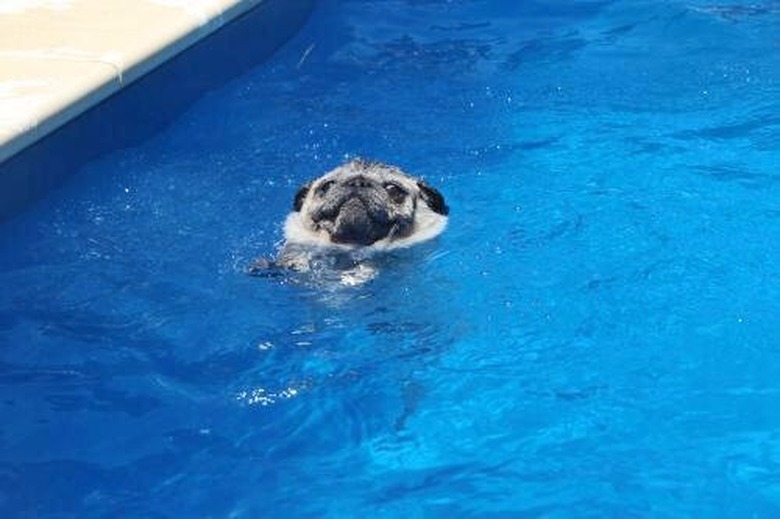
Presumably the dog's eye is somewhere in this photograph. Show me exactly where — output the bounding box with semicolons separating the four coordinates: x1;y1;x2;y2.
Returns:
316;180;335;197
384;182;407;204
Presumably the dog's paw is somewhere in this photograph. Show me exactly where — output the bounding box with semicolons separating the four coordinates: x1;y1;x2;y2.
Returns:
246;257;283;277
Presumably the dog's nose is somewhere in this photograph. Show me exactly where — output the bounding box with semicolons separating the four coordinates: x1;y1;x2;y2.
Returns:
345;176;372;189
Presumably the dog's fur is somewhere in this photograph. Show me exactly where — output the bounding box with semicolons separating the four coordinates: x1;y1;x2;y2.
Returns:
250;159;448;278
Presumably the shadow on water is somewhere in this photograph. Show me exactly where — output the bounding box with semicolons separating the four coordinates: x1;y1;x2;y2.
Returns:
0;0;315;223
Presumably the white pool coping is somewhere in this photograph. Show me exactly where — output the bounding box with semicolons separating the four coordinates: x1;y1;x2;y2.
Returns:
0;0;273;164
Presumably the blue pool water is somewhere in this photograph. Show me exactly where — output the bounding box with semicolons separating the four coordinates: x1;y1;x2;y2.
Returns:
1;0;779;516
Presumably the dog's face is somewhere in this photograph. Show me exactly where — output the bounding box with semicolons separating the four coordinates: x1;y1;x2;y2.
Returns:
284;159;448;250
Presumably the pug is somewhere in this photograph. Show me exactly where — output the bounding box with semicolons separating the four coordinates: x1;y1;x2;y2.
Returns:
249;159;448;280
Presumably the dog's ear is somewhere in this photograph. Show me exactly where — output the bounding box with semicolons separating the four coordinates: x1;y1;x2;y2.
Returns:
293;183;311;212
417;181;449;216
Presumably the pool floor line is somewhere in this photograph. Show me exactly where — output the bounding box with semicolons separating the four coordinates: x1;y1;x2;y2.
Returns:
0;0;278;165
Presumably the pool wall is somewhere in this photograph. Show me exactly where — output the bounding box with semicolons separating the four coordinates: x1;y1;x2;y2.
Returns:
0;0;314;222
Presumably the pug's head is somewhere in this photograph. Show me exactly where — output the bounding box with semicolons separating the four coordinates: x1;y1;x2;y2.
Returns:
283;159;449;250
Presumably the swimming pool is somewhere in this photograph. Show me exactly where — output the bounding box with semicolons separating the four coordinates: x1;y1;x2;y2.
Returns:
1;0;779;516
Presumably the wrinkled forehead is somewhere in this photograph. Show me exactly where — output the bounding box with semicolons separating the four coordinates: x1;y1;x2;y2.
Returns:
318;161;419;189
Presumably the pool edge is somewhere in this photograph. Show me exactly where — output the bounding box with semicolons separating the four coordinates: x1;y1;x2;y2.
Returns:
0;0;299;165
0;0;315;222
